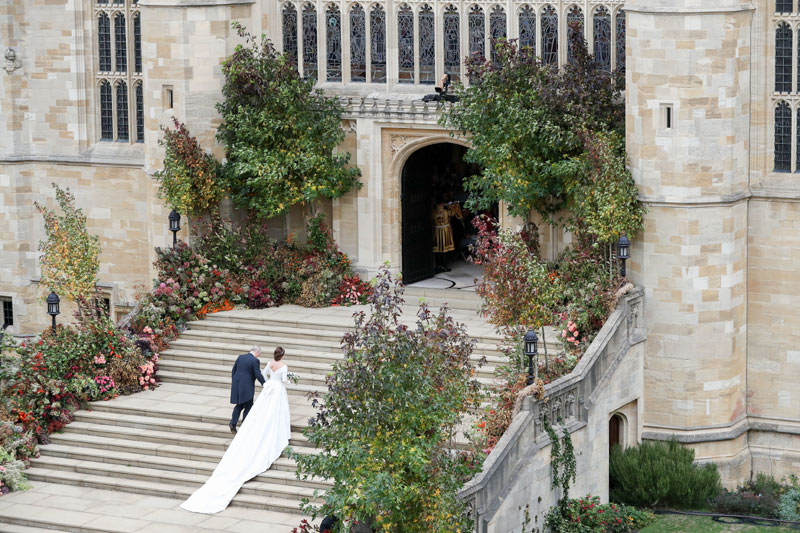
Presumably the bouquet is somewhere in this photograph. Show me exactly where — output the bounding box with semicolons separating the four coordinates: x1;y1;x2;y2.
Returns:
287;372;299;385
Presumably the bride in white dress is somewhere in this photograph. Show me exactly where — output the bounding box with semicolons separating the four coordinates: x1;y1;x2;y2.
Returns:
180;352;291;514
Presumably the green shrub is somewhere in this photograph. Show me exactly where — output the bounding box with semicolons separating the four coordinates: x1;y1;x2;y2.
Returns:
779;488;800;521
711;487;779;518
609;441;721;509
544;495;656;532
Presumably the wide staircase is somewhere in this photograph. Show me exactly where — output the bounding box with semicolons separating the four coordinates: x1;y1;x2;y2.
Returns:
7;288;559;531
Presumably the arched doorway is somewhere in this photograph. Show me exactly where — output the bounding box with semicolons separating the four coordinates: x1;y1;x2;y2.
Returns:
400;142;494;284
609;413;625;450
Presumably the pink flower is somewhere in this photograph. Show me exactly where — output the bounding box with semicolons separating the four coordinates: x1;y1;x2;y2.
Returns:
159;282;166;289
562;330;567;338
574;340;579;346
567;337;575;343
573;331;579;337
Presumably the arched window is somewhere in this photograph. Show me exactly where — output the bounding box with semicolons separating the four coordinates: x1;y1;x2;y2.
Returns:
282;3;299;66
98;13;111;72
350;4;366;82
777;22;792;93
593;7;611;72
326;5;342;81
777;0;793;13
489;6;506;65
370;5;386;83
775;101;791;172
469;5;485;60
419;5;435;84
541;5;558;65
114;13;127;72
302;4;318;78
615;9;626;72
398;5;414;83
444;6;460;81
116;81;129;141
567;5;584;64
519;6;535;54
133;13;141;73
135;82;144;143
100;80;113;140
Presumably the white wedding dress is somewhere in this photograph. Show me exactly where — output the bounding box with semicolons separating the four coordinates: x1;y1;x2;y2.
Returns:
180;363;291;514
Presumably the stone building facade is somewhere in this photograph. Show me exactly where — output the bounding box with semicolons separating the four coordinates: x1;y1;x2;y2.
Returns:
0;0;798;490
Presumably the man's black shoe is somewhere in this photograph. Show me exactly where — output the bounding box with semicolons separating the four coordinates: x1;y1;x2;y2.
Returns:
229;423;237;434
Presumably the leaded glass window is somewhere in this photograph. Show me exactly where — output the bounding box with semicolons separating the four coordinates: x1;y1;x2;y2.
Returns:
135;82;144;143
326;6;342;82
116;81;129;141
98;13;111;72
100;81;113;140
419;5;435;84
97;0;108;3
444;6;460;82
469;5;485;60
796;107;800;171
777;22;792;93
775;101;791;172
370;5;386;83
519;6;535;53
303;4;318;78
350;4;366;82
541;5;558;66
398;6;414;83
283;3;298;66
615;9;626;72
489;6;506;65
567;6;583;64
134;13;141;73
114;13;127;72
777;0;793;13
593;7;611;72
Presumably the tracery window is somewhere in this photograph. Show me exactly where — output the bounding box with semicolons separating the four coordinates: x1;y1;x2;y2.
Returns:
775;101;791;172
303;4;318;78
776;22;792;93
444;6;460;82
114;13;127;72
398;6;414;83
593;7;611;72
282;4;298;66
135;82;144;142
133;13;141;73
326;6;342;81
615;9;625;72
116;81;129;141
370;5;386;83
777;0;793;13
541;5;558;66
469;5;485;60
100;81;113;141
567;5;583;64
350;4;366;82
489;6;506;65
419;5;435;84
98;13;111;72
519;6;535;54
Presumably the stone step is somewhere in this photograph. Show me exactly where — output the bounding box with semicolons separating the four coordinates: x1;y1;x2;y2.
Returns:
0;524;63;533
158;369;328;395
402;286;482;301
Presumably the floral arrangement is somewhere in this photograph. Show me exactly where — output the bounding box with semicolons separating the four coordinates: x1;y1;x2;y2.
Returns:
331;275;372;307
545;495;656;532
286;372;299;385
92;376;116;400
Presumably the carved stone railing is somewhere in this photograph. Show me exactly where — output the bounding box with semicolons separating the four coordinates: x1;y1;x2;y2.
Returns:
338;96;447;122
458;286;645;533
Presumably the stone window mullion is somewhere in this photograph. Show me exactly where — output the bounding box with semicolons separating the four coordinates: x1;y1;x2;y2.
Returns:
435;0;444;82
459;4;468;83
365;6;372;83
342;2;351;83
126;4;134;142
413;5;420;84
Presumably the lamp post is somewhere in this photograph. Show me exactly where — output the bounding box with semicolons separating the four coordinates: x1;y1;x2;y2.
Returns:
617;234;630;277
46;291;60;334
168;209;181;248
524;329;539;385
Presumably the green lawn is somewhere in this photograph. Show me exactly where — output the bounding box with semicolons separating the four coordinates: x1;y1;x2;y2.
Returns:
641;514;798;532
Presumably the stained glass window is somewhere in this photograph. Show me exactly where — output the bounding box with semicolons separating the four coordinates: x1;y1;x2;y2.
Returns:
567;6;583;64
116;81;129;141
593;7;611;72
775;101;791;172
616;9;626;72
777;22;792;93
283;4;298;66
398;6;414;83
541;5;558;66
444;6;460;82
519;6;535;54
135;82;144;143
419;5;435;84
350;4;366;82
469;5;485;60
489;6;506;65
303;4;318;79
370;5;386;83
777;0;793;14
98;13;111;72
326;6;342;81
114;13;127;72
100;81;113;140
134;13;141;73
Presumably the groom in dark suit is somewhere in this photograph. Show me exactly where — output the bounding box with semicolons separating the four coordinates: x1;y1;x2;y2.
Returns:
229;345;265;433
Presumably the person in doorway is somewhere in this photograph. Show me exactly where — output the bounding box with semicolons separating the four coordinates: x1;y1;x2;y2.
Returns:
432;200;455;272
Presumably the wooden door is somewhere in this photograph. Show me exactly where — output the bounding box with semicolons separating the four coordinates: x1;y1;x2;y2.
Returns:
401;161;434;284
609;414;622;449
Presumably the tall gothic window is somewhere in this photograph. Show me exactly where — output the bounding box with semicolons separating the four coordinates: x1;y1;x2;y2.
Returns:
567;5;583;64
100;81;113;140
135;82;144;142
283;3;298;66
444;6;460;82
98;13;111;72
350;4;366;82
114;13;127;72
398;6;414;83
519;6;535;53
616;9;626;72
775;101;791;172
541;5;558;66
370;5;386;83
593;7;611;72
303;4;318;78
326;6;342;81
469;5;485;60
133;13;141;73
776;22;792;93
419;5;435;84
777;0;793;13
796;107;800;170
116;81;129;141
489;6;506;65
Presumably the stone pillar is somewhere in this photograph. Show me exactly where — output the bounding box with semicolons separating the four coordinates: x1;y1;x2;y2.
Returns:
626;0;752;485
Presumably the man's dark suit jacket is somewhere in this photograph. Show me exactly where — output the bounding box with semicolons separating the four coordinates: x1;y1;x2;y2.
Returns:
230;352;265;405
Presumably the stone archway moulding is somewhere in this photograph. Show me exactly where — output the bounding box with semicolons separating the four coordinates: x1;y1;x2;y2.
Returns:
388;133;472;183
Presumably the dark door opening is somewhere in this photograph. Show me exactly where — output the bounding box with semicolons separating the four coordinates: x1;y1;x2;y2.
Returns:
609;414;623;450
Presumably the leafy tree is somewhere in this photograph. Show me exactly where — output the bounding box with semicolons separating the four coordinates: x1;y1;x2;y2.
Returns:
217;23;361;219
291;266;483;532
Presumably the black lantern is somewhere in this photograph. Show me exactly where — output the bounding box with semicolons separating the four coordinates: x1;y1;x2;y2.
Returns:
46;291;60;334
524;329;539;385
168;209;181;248
617;234;631;277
